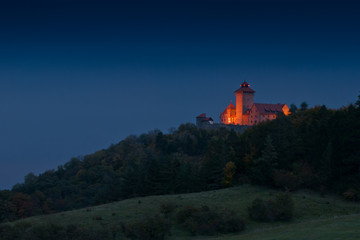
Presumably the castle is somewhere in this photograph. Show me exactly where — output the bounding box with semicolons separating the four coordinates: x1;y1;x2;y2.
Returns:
220;81;290;126
196;81;289;129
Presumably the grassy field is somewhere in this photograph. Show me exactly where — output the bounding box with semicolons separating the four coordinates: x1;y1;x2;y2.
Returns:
6;185;360;239
175;214;360;240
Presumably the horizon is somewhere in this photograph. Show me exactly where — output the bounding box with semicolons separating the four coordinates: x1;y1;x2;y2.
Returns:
1;0;360;190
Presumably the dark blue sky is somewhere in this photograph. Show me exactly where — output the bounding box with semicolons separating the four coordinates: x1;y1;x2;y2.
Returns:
1;0;359;189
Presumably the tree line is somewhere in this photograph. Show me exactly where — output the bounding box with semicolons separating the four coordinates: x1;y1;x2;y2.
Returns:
1;96;360;223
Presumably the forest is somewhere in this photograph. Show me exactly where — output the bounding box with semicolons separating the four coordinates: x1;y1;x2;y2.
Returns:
1;96;359;223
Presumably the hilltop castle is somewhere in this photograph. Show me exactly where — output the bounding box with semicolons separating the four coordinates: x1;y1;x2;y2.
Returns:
196;81;289;129
220;81;290;126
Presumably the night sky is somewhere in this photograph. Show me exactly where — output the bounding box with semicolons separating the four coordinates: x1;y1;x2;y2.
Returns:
1;0;359;189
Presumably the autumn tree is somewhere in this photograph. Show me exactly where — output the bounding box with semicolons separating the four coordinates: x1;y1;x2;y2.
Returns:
222;161;237;187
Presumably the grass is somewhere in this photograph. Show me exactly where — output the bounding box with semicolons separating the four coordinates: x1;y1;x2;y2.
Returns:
5;185;360;239
187;214;360;240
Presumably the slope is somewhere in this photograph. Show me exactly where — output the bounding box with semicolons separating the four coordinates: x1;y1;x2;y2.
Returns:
4;185;360;239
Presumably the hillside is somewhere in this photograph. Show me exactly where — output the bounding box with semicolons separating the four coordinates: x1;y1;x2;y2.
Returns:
1;101;360;225
2;185;360;239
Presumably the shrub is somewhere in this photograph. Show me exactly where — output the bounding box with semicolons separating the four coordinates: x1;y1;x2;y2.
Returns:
274;193;294;221
93;215;103;220
176;205;245;235
248;198;271;221
176;206;200;224
248;193;294;222
217;209;245;233
159;201;177;218
28;223;65;240
344;188;360;201
273;170;302;191
0;223;108;240
123;215;171;240
0;224;18;240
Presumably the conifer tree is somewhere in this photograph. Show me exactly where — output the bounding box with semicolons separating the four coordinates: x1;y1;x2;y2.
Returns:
261;135;278;164
145;158;162;195
356;92;360;108
300;102;308;111
250;136;278;185
290;104;298;113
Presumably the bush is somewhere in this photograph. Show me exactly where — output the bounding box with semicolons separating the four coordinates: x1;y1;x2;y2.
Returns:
176;206;200;224
176;205;245;235
217;209;245;233
29;223;65;240
248;193;294;222
123;215;171;240
248;198;269;221
344;188;360;201
159;201;177;218
0;223;108;240
275;193;294;221
273;170;302;191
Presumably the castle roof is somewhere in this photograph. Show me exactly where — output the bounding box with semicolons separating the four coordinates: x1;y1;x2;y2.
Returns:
250;103;286;115
220;102;236;116
226;102;236;109
234;81;255;94
196;113;207;118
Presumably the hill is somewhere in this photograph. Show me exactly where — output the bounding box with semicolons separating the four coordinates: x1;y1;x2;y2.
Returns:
2;185;360;239
1;100;360;224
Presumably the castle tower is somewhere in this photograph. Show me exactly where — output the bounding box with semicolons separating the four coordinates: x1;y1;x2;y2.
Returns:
234;81;255;125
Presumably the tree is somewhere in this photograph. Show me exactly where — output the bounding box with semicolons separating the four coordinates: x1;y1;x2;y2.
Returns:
356;92;360;108
300;102;308;111
222;161;237;187
201;137;226;190
250;136;278;185
261;136;278;164
0;200;16;222
290;104;298;113
145;158;162;195
12;193;32;218
120;163;143;198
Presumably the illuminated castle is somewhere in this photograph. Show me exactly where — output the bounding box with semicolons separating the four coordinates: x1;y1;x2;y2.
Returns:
220;81;290;126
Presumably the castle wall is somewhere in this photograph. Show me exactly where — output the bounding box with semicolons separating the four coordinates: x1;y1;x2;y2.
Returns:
243;115;249;125
243;92;254;112
247;105;259;126
220;108;236;124
235;92;243;125
259;114;276;122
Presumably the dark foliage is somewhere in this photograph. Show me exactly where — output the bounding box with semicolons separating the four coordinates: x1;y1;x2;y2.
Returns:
0;223;108;240
273;169;302;191
248;193;294;222
123;215;171;240
176;205;245;235
159;201;178;219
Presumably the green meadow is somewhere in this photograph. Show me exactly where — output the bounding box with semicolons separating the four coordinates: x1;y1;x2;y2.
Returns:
5;184;360;239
